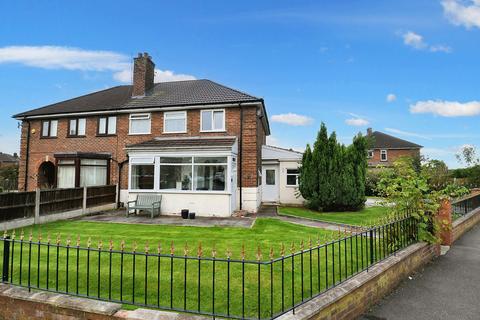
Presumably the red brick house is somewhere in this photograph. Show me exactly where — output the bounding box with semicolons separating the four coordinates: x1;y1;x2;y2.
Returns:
13;53;270;216
366;128;422;167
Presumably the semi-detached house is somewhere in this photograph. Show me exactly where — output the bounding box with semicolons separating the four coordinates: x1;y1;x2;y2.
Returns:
13;53;276;216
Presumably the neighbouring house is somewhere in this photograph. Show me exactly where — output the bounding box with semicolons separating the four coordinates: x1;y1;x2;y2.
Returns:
13;52;272;216
0;152;19;168
366;128;422;167
261;145;304;205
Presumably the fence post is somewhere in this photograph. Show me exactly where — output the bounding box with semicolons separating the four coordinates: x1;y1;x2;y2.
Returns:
34;188;40;224
83;186;88;214
2;237;10;282
369;229;374;265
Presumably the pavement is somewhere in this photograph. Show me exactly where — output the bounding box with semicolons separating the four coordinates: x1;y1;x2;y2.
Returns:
360;223;480;320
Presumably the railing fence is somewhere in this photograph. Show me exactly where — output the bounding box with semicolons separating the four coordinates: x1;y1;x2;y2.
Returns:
0;215;417;320
451;193;480;216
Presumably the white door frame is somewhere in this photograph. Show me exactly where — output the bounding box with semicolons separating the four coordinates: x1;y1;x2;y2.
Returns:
262;164;280;203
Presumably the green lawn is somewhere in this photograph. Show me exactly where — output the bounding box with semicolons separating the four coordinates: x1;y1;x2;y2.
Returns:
0;218;396;318
278;206;389;226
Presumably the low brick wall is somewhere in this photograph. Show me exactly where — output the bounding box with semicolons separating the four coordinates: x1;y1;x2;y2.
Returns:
453;207;480;242
278;243;439;320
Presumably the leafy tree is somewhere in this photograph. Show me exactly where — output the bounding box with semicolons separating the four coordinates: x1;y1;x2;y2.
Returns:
422;159;449;191
456;145;479;167
299;123;367;211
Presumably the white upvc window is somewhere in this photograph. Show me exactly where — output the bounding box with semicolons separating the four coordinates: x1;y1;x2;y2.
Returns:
380;149;388;161
164;111;187;133
201;109;225;132
129;113;151;135
286;169;300;186
129;155;229;193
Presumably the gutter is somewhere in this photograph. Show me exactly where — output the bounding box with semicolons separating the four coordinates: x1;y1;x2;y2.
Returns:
239;104;243;210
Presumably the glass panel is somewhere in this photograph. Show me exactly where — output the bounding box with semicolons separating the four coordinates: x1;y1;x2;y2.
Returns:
131;165;154;190
130;118;151;134
266;170;275;185
165;118;185;132
201;110;212;131
69;119;77;135
42;121;49;136
160;157;192;164
57;166;76;188
80;159;107;166
213;111;224;130
286;175;297;186
98;118;107;134
58;159;75;165
194;165;226;191
50;120;58;137
78;118;86;135
194;157;227;164
159;165;192;190
107;116;116;134
80;165;107;187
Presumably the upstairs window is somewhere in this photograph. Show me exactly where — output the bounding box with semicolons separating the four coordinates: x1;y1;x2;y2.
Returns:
68;118;86;137
41;120;58;138
286;169;299;186
164;111;187;133
98;116;117;135
201;109;225;132
380;150;388;161
129;113;151;135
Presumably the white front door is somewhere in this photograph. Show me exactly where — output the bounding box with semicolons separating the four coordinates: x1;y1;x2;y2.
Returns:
262;165;279;203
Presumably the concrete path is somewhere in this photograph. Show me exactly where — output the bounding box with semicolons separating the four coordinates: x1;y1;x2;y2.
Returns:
361;224;480;320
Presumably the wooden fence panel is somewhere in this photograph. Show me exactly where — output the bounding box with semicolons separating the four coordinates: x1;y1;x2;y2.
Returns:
39;188;83;215
86;185;116;208
0;191;36;222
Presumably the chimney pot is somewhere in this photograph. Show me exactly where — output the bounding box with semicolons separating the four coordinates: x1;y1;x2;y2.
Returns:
367;128;373;135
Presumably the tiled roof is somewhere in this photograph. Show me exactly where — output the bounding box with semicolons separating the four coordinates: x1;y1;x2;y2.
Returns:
126;136;237;149
369;131;422;149
0;153;19;163
14;80;262;118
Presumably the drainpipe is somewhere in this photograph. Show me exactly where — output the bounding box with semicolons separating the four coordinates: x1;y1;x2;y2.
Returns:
117;157;129;207
239;104;243;210
24;120;31;191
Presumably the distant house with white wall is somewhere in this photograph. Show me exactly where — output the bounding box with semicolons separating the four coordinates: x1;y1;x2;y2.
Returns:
261;145;304;205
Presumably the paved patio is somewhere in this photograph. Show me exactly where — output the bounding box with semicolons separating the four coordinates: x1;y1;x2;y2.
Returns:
79;209;255;228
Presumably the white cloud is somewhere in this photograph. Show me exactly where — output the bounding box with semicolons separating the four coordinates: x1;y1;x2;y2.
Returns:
401;31;451;53
345;118;369;126
271;113;314;126
384;128;431;140
386;93;397;103
442;0;480;29
403;31;427;49
410;100;480;117
0;45;195;83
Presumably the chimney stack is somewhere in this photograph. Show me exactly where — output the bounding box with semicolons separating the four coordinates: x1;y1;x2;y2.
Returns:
367;128;373;136
132;52;155;97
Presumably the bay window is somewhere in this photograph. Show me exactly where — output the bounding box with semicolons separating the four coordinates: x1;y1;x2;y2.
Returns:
80;159;108;186
201;109;225;132
159;157;192;190
57;159;76;188
129;113;151;135
56;155;110;189
164;111;187;133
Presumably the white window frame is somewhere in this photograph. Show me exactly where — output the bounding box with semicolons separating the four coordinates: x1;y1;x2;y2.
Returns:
129;113;151;135
163;111;187;133
128;153;232;194
380;149;388;162
367;150;374;159
200;109;225;132
286;168;300;187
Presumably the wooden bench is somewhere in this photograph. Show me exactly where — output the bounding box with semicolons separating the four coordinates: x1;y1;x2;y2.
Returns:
126;194;162;219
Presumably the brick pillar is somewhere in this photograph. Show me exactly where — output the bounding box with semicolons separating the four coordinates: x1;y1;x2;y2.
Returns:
436;199;453;246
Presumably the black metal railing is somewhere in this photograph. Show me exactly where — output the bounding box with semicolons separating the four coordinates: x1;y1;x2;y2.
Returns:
452;193;480;217
0;216;417;319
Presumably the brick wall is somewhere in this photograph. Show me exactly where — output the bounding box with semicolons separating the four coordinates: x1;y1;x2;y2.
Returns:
18;105;265;192
368;148;420;167
452;207;480;242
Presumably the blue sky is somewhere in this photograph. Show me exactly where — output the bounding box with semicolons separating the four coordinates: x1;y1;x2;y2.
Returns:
1;0;479;168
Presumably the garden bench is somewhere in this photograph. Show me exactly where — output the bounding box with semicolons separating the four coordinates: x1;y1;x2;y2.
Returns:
126;194;162;219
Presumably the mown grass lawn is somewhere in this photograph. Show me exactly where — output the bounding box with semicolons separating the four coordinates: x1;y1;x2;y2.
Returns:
278;206;389;226
0;218;389;318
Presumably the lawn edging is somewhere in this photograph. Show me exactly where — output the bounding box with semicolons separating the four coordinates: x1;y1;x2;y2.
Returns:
277;242;439;320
